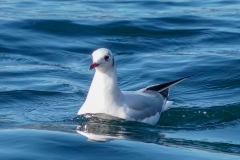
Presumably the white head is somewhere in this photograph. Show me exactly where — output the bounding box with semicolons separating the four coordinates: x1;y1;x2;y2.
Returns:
89;48;115;72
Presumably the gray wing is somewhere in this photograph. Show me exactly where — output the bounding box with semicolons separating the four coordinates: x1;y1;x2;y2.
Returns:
122;75;191;122
123;90;165;121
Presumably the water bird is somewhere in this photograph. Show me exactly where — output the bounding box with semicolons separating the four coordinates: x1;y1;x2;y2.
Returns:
78;48;190;125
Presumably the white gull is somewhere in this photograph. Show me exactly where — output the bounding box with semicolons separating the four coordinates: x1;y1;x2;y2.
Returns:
78;48;190;125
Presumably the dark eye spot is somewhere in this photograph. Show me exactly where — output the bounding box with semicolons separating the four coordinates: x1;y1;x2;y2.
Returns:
104;55;110;61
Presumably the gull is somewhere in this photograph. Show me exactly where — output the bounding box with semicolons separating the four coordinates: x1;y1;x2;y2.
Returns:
78;48;190;125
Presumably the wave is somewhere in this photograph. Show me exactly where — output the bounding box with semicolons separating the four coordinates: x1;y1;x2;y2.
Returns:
69;102;240;131
72;106;240;154
158;103;240;130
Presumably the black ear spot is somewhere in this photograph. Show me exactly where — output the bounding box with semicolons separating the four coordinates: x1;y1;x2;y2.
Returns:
104;55;110;61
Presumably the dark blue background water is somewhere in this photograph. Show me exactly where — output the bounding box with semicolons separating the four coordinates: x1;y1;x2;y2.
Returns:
0;0;240;159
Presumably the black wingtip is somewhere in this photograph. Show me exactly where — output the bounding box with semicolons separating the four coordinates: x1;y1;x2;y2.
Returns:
146;75;193;93
159;88;169;98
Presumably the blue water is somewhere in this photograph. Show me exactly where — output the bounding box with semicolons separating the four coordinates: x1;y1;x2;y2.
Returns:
0;0;240;159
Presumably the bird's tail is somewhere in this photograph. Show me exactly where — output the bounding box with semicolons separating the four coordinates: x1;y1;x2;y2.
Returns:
162;101;173;112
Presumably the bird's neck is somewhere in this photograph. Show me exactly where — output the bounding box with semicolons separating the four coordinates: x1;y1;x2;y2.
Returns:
86;67;124;106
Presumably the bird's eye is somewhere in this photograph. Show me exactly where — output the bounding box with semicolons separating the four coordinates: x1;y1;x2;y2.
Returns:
104;55;110;61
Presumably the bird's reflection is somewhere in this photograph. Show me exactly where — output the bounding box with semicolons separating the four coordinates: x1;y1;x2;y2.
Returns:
76;114;165;142
76;123;124;142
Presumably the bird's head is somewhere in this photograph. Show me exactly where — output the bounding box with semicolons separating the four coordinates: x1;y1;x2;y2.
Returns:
89;48;115;72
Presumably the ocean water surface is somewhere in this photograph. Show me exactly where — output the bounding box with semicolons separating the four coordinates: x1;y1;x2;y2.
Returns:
0;0;240;159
